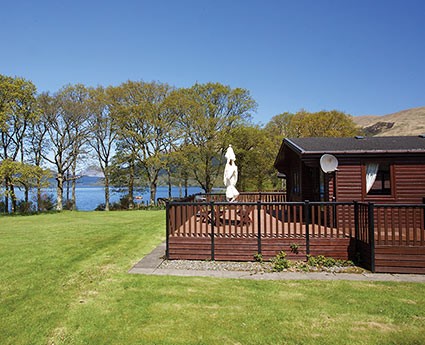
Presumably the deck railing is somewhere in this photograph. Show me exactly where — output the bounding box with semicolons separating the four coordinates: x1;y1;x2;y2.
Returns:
193;191;287;203
166;197;425;271
167;200;359;259
374;204;425;246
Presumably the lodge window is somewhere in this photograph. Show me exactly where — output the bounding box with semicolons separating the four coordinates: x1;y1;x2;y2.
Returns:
366;163;392;195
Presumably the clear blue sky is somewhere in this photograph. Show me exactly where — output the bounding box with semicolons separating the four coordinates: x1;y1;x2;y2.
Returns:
1;0;424;124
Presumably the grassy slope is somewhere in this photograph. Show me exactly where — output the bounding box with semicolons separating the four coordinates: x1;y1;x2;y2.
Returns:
353;106;425;136
1;211;425;345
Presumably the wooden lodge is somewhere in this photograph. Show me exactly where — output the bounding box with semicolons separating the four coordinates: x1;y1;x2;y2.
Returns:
166;136;425;274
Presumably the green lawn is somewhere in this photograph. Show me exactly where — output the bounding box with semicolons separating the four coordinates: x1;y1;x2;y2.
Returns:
1;211;424;345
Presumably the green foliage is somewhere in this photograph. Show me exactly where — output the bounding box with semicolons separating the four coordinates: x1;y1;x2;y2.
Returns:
288;110;360;138
289;243;299;254
109;81;179;204
253;253;263;263
229;125;276;191
271;250;291;271
265;110;360;190
0;159;51;192
307;255;354;268
170;82;256;193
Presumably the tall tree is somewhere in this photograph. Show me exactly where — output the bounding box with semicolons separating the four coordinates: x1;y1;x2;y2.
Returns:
230;125;275;191
0;159;51;212
0;75;37;212
87;86;117;211
173;82;256;193
59;84;91;210
285;110;359;138
39;86;90;211
27;114;49;211
112;81;179;204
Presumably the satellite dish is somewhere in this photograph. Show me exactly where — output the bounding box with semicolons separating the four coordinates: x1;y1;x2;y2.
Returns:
320;154;338;173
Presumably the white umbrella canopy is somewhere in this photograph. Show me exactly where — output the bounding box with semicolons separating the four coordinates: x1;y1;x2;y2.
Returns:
223;145;239;202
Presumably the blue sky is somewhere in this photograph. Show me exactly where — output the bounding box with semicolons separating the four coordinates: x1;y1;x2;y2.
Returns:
1;0;424;124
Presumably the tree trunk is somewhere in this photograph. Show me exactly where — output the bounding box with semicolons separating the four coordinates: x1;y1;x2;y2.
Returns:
167;169;172;199
71;161;77;211
37;184;42;212
10;184;17;213
66;171;70;204
178;179;182;198
184;176;188;198
104;174;110;211
150;181;157;205
128;159;134;209
24;187;29;203
4;179;9;213
56;173;64;211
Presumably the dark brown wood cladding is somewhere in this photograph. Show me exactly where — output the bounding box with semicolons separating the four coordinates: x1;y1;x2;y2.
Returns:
334;159;425;204
375;246;425;274
168;236;352;261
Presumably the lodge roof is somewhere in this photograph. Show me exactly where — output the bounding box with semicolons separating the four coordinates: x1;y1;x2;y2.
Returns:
284;136;425;154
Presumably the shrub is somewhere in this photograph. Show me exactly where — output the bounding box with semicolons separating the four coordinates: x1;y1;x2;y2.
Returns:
307;255;353;268
289;243;299;254
17;200;34;214
0;201;6;213
38;194;56;211
95;203;106;211
272;251;290;271
253;253;263;263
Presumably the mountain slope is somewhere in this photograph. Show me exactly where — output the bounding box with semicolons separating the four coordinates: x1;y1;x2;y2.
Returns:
353;106;425;136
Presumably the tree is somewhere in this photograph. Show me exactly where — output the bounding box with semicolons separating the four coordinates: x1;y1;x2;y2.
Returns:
39;86;90;211
173;82;256;193
59;84;91;210
27;103;50;212
0;159;51;212
286;110;359;138
111;81;179;204
87;86;117;210
266;110;359;139
0;74;38;212
230;125;276;191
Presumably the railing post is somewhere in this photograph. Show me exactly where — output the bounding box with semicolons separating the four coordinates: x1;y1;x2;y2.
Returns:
354;200;359;241
350;200;359;255
368;202;375;273
257;201;262;255
423;197;425;230
165;201;170;259
210;201;215;261
304;200;310;256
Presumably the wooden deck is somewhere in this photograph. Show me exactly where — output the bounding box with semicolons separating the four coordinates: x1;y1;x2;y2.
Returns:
166;198;425;273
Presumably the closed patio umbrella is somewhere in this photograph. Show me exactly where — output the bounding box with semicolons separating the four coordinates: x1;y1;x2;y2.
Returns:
223;145;239;202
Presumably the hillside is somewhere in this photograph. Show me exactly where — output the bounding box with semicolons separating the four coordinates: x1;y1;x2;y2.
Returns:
353;106;425;136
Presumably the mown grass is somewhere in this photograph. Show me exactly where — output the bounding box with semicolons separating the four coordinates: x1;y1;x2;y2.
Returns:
1;211;424;345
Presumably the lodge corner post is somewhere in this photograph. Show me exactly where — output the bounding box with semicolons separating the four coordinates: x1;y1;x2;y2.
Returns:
368;202;375;273
210;201;215;261
257;200;262;255
165;201;170;259
353;200;359;254
304;200;310;256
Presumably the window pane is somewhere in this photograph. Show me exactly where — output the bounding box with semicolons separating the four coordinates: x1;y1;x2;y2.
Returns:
367;163;391;195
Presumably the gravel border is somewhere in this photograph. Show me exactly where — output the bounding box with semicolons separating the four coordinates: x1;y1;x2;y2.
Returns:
160;259;273;273
128;242;425;282
159;258;366;274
